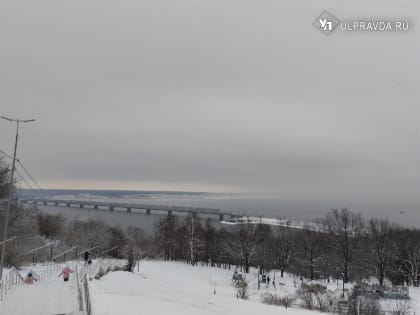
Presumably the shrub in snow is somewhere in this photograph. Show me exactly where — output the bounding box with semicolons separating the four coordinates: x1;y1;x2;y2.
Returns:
36;213;65;239
297;283;331;312
383;297;410;315
94;267;106;280
113;265;124;272
346;284;381;315
262;294;295;308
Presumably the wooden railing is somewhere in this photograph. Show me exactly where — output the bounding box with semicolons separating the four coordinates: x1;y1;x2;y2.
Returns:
0;263;61;302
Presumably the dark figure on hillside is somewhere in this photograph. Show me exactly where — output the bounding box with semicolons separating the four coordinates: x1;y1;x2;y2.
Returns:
267;275;270;286
84;251;90;263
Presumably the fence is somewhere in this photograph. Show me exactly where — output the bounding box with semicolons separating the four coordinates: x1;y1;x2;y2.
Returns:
17;242;56;263
0;263;61;302
52;245;79;262
77;258;127;315
82;273;93;315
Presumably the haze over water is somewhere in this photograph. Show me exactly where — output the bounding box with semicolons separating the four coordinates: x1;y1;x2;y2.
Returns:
21;189;419;231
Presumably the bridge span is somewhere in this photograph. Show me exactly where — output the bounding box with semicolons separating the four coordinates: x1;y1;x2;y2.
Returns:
21;198;237;221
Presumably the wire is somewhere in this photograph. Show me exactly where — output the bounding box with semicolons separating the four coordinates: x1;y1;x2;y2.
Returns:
15;169;39;198
0;149;13;160
0;148;46;196
0;151;40;198
16;158;45;194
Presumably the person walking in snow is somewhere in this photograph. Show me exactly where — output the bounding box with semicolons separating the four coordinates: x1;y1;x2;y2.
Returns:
84;251;90;264
24;271;38;284
58;265;74;282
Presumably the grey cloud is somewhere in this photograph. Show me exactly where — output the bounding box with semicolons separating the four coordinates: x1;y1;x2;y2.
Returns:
0;0;419;205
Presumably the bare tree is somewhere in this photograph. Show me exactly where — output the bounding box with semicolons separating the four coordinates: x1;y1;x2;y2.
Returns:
155;216;178;261
255;224;272;274
395;228;420;287
181;214;205;265
198;218;217;266
369;218;393;286
0;161;38;265
324;208;364;283
299;229;325;280
36;213;65;239
229;222;263;273
273;225;295;277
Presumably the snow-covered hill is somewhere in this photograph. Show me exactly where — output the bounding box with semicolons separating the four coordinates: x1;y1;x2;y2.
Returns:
90;260;324;315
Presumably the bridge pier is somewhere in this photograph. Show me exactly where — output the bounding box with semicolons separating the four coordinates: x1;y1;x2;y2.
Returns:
27;199;226;221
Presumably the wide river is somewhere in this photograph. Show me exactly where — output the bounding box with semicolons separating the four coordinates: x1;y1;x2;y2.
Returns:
29;190;419;234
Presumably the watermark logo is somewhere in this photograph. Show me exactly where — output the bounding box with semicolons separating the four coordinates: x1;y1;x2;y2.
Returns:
313;10;410;36
313;10;341;36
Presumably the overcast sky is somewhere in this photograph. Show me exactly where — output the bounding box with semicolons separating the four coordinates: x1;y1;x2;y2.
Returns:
0;0;419;205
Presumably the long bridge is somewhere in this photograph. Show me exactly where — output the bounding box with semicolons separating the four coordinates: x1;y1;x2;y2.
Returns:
21;198;237;221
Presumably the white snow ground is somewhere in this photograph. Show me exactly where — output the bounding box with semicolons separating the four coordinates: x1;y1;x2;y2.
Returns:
2;259;419;314
90;260;323;315
0;272;82;315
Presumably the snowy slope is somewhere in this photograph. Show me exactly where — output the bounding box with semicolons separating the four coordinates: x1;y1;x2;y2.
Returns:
90;260;324;315
0;274;82;315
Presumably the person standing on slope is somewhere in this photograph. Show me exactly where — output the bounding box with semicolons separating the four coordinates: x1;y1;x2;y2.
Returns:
84;251;90;264
58;265;74;282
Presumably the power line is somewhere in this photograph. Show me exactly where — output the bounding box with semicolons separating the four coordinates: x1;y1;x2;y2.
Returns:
16;158;45;194
0;148;45;195
0;150;40;198
0;149;13;160
15;169;39;198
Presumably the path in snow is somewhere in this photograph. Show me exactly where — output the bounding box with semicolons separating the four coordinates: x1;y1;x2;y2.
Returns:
0;274;82;315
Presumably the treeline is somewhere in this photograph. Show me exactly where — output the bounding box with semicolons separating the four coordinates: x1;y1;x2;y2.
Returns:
2;161;420;287
152;209;420;288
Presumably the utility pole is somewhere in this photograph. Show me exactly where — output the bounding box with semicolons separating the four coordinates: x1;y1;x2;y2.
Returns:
190;215;194;265
0;116;35;280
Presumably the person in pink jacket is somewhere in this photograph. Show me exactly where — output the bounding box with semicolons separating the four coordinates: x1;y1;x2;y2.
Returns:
58;265;74;282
